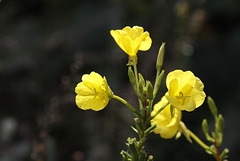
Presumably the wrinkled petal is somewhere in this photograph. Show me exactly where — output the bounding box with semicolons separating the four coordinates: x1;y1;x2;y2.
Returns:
168;78;178;96
110;26;152;56
75;72;112;111
82;72;104;87
139;32;152;51
76;95;109;111
165;70;206;112
75;82;97;96
151;97;182;139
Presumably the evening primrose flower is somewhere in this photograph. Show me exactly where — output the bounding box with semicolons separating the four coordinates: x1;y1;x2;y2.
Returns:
151;96;182;139
75;72;113;111
110;26;152;57
165;70;206;112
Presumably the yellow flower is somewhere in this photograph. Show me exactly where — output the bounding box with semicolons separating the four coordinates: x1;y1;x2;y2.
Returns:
75;72;113;111
110;26;152;57
151;96;182;139
165;70;206;112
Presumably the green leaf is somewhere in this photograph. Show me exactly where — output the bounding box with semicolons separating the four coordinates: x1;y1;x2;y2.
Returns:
144;124;157;135
131;126;139;134
127;138;138;161
153;70;165;97
121;150;131;161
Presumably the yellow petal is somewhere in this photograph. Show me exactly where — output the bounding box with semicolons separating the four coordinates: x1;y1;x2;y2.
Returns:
75;72;111;111
168;78;178;96
76;95;108;111
110;26;152;56
187;87;206;108
194;77;204;91
82;72;104;87
151;97;182;139
165;70;206;112
75;82;96;96
139;32;152;51
166;70;183;89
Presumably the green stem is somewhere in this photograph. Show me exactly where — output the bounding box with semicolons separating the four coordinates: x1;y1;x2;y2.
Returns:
187;129;210;150
113;95;141;118
132;57;144;110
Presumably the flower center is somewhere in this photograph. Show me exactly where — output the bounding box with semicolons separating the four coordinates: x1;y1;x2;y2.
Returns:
176;92;190;105
92;87;99;99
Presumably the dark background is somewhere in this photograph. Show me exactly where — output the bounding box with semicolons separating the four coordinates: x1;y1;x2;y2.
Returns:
0;0;240;161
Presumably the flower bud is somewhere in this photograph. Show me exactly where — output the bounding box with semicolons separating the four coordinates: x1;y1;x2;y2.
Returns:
216;114;224;134
128;67;135;85
216;114;224;145
207;96;218;119
220;148;229;160
138;73;145;94
202;119;208;135
156;42;165;72
147;155;153;161
146;80;153;100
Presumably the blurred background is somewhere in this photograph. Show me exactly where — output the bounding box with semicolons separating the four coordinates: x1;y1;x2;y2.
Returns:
0;0;240;161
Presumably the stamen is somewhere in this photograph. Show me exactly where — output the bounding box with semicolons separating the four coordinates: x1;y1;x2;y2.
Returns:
176;92;190;105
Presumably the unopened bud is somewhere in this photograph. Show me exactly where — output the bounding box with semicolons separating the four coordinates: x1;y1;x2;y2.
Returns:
216;114;224;134
156;42;165;72
147;155;153;161
207;96;218;119
138;73;145;94
220;148;229;160
202;119;208;134
146;81;153;100
128;67;135;85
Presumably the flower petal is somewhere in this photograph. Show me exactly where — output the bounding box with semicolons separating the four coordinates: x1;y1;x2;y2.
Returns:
110;26;152;56
139;32;152;51
151;96;182;139
75;72;111;111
